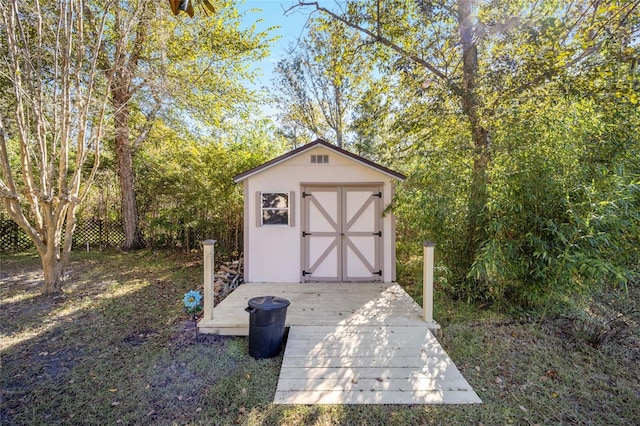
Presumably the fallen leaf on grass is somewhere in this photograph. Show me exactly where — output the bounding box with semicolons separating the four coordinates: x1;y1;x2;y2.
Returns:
519;405;528;413
108;388;118;393
111;401;120;407
146;410;155;416
196;407;202;413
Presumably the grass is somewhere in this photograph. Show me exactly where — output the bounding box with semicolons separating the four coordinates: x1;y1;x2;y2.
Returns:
1;249;639;425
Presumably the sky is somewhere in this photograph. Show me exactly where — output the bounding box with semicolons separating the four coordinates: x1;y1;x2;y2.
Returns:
238;1;340;118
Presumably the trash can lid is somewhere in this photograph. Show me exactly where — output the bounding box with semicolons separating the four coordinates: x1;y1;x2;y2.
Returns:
247;296;290;310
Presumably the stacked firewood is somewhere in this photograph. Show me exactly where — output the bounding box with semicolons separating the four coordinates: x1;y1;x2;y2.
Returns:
213;258;243;304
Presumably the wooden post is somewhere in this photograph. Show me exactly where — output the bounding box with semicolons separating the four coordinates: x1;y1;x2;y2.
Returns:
203;240;216;321
423;241;435;323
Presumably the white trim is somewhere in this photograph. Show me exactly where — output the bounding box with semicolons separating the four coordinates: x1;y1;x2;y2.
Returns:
234;143;404;183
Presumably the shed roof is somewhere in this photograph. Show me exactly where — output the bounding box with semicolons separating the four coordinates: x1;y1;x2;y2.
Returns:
233;139;406;183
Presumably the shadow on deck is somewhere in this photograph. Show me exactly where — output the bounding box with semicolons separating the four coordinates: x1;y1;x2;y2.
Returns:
198;282;439;336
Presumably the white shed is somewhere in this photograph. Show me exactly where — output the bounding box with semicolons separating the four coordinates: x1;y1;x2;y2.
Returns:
233;139;405;283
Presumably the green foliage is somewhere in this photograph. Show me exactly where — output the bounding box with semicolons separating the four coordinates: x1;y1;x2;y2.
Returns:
392;94;475;289
332;0;640;312
134;119;287;256
272;16;374;148
468;97;640;309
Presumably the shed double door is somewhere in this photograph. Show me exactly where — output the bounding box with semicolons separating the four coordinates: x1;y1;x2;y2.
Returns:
301;185;382;282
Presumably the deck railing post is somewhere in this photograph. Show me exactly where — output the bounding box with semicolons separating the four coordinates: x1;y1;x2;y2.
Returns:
202;240;216;321
423;241;435;323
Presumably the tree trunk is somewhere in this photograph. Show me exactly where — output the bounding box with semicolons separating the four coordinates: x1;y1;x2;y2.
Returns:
458;0;490;272
113;90;143;251
39;236;64;294
104;5;150;252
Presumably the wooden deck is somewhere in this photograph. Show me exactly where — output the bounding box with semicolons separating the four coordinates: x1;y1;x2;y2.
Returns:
198;282;438;335
198;282;481;405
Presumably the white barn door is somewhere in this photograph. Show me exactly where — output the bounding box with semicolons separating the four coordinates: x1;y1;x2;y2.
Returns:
302;185;382;282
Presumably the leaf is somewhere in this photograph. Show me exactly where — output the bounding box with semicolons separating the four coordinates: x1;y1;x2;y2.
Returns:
203;0;215;14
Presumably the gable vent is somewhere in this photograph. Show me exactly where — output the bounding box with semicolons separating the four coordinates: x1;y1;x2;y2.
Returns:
310;154;329;164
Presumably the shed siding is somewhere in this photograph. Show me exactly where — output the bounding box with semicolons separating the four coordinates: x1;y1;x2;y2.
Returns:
245;145;397;283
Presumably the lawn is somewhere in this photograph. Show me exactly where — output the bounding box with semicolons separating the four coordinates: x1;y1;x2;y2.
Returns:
1;250;638;425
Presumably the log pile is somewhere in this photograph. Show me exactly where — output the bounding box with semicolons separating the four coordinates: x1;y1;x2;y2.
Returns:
213;258;243;304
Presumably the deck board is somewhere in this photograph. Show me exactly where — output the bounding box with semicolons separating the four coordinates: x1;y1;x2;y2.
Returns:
275;325;482;405
199;282;480;405
198;282;437;335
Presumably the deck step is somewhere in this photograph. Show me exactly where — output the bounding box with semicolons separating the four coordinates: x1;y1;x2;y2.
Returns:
274;325;482;405
198;320;248;336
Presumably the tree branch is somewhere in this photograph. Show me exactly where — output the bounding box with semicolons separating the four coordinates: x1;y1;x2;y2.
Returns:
293;1;464;98
133;100;162;148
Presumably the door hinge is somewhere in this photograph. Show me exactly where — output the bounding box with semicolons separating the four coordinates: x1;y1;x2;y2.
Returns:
373;270;382;276
302;270;312;276
372;191;382;198
302;192;312;198
302;231;312;237
372;231;382;237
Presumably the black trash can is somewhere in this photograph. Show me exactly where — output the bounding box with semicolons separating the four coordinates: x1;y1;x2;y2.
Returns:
245;296;290;359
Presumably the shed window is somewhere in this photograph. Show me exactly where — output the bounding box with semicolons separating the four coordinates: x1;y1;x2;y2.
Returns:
261;192;289;225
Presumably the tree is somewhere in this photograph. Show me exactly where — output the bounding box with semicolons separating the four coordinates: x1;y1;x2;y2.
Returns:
273;18;370;148
135;118;287;255
0;0;115;294
294;0;491;264
87;1;271;250
100;1;151;250
296;0;640;291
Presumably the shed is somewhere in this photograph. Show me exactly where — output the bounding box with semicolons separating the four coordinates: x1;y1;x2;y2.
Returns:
233;139;405;283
